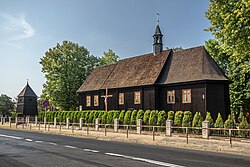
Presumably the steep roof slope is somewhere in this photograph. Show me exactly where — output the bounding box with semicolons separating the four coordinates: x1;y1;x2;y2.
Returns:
78;46;230;93
18;83;37;97
158;46;229;84
77;50;171;92
77;64;117;92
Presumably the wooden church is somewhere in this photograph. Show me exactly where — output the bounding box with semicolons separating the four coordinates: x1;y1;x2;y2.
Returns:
16;82;38;116
77;24;231;119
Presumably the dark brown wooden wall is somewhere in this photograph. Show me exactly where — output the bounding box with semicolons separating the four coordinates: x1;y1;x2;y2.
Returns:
206;83;230;120
158;83;206;117
79;86;156;111
16;96;38;116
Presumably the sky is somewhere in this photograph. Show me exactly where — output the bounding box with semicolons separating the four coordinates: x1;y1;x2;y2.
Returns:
0;0;213;99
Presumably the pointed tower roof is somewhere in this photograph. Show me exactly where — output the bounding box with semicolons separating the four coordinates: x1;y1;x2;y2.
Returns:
17;82;37;97
154;25;162;36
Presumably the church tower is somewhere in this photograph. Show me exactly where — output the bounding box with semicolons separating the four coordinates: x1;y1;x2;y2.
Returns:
16;81;38;116
153;24;163;55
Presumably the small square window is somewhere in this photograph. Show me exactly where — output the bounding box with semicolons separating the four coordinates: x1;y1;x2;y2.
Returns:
86;96;91;107
119;93;124;105
182;89;191;103
167;90;175;104
134;91;141;104
94;95;99;107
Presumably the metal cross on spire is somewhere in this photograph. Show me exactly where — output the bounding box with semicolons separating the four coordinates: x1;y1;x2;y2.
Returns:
157;12;160;25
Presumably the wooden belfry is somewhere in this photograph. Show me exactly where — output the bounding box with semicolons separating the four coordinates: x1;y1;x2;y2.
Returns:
101;88;112;111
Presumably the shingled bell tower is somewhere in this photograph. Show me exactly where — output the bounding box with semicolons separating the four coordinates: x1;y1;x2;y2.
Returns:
153;24;163;55
16;81;38;116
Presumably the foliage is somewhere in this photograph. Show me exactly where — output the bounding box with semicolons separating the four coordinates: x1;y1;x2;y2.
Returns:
149;110;159;126
166;47;184;52
157;110;167;126
107;111;115;124
99;49;119;66
143;110;151;125
182;111;192;127
224;115;234;129
113;110;120;120
205;112;214;128
130;110;138;125
214;113;224;128
205;0;250;113
237;112;244;123
174;111;183;126
124;110;132;125
0;94;15;116
101;112;107;124
239;116;249;129
167;111;175;121
118;110;126;123
40;41;99;110
136;110;144;120
192;112;203;127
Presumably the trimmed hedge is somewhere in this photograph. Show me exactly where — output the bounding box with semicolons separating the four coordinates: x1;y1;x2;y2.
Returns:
37;110;235;128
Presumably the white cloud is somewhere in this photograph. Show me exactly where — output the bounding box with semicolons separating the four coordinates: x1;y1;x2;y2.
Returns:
0;13;35;41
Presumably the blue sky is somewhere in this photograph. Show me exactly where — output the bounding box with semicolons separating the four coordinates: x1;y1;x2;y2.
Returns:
0;0;212;99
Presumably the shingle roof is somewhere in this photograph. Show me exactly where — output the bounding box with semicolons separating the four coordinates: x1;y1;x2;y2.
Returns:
77;50;171;92
18;83;37;97
77;46;230;93
158;46;229;84
77;64;116;92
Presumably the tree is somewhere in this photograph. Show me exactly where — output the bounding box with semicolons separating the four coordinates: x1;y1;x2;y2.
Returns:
205;0;250;113
167;111;175;121
99;49;119;66
0;94;15;116
40;41;99;110
214;113;224;128
205;112;214;127
182;111;192;127
166;47;184;52
192;112;203;127
174;111;183;127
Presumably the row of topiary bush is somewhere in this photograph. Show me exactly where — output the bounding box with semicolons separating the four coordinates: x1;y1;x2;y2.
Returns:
37;110;249;129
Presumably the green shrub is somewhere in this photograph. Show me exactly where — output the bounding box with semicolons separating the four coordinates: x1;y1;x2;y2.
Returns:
88;111;95;123
239;116;249;137
238;112;244;123
182;111;192;127
124;110;132;125
224;115;234;129
157;110;167;126
97;111;103;118
149;110;159;126
113;110;120;120
107;111;115;124
130;110;138;125
214;113;224;128
205;112;214;127
143;110;151;125
136;110;144;120
119;110;126;124
192;112;203;127
174;111;183;126
101;112;107;124
167;111;175;121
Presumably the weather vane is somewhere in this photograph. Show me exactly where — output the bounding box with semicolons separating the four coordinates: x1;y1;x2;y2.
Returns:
157;12;160;25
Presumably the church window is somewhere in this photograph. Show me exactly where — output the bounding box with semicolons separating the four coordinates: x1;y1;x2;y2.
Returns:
86;96;91;107
182;89;191;103
167;90;175;104
119;93;124;105
134;91;141;104
94;95;99;106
